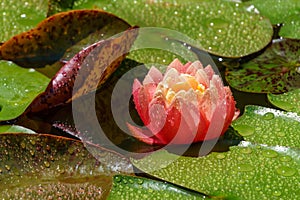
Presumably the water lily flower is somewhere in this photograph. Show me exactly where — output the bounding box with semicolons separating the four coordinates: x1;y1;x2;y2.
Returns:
127;59;238;145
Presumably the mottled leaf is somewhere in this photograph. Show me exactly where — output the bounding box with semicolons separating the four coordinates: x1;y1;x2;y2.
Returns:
69;0;273;58
268;88;300;115
25;27;138;113
232;105;300;147
0;0;47;42
0;133;133;199
225;38;300;93
0;61;49;121
0;125;35;134
107;175;209;200
132;142;300;199
0;9;130;68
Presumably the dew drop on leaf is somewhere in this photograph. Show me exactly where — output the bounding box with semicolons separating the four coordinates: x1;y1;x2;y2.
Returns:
262;150;278;158
279;156;292;162
262;112;275;120
235;164;254;172
233;124;255;136
276;166;296;177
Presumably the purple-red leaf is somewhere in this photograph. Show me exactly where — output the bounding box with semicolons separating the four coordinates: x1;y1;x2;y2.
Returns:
0;9;130;68
26;27;138;113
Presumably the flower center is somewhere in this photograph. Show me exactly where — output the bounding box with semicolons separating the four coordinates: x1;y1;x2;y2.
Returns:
160;74;206;104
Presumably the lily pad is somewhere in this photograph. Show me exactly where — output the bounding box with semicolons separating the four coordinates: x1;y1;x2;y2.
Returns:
279;14;300;39
0;125;35;134
232;105;300;147
248;0;300;24
132;142;300;199
0;61;49;121
107;175;209;199
225;38;300;93
0;0;47;42
0;9;131;68
268;88;300;115
68;0;273;58
0;133;133;199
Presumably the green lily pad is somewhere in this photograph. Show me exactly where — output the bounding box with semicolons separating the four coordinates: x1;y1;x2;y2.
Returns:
268;88;300;115
0;0;47;42
248;0;300;24
132;142;300;199
279;14;300;39
0;133;133;199
232;105;300;147
0;61;49;121
0;125;35;134
107;175;209;199
60;0;273;58
225;38;300;93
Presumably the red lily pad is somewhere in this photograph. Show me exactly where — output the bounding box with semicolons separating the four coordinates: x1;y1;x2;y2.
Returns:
0;133;133;199
0;9;131;68
25;27;138;113
225;38;300;93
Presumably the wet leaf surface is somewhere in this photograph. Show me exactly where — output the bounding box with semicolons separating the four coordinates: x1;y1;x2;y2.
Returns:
225;38;300;93
232;105;300;147
25;27;138;114
248;0;300;24
279;14;300;39
132;142;300;199
108;175;209;199
0;61;49;121
268;88;300;115
63;0;273;58
0;9;131;68
0;0;47;42
0;133;133;199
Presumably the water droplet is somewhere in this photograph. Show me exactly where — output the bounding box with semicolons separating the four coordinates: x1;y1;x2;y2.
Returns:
234;124;255;136
20;142;26;149
272;191;282;197
216;153;226;159
280;156;292;162
5;165;10;171
262;150;278;158
30;139;36;145
115;176;122;183
44;161;50;168
137;179;144;185
235;164;254;172
276;166;296;177
262;112;275;120
240;147;252;154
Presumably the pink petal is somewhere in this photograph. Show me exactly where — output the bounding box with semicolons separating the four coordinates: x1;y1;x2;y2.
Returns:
143;66;163;85
221;87;238;133
167;58;185;73
132;80;156;126
186;61;204;76
127;123;157;145
204;65;215;81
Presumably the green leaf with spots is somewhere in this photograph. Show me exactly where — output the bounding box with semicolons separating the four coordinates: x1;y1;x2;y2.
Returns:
0;9;131;68
279;14;300;39
232;105;300;147
56;0;273;58
0;133;133;199
132;142;299;199
107;175;209;200
0;0;47;42
248;0;300;24
247;0;300;39
225;38;300;93
0;61;49;121
268;88;300;115
0;125;35;134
